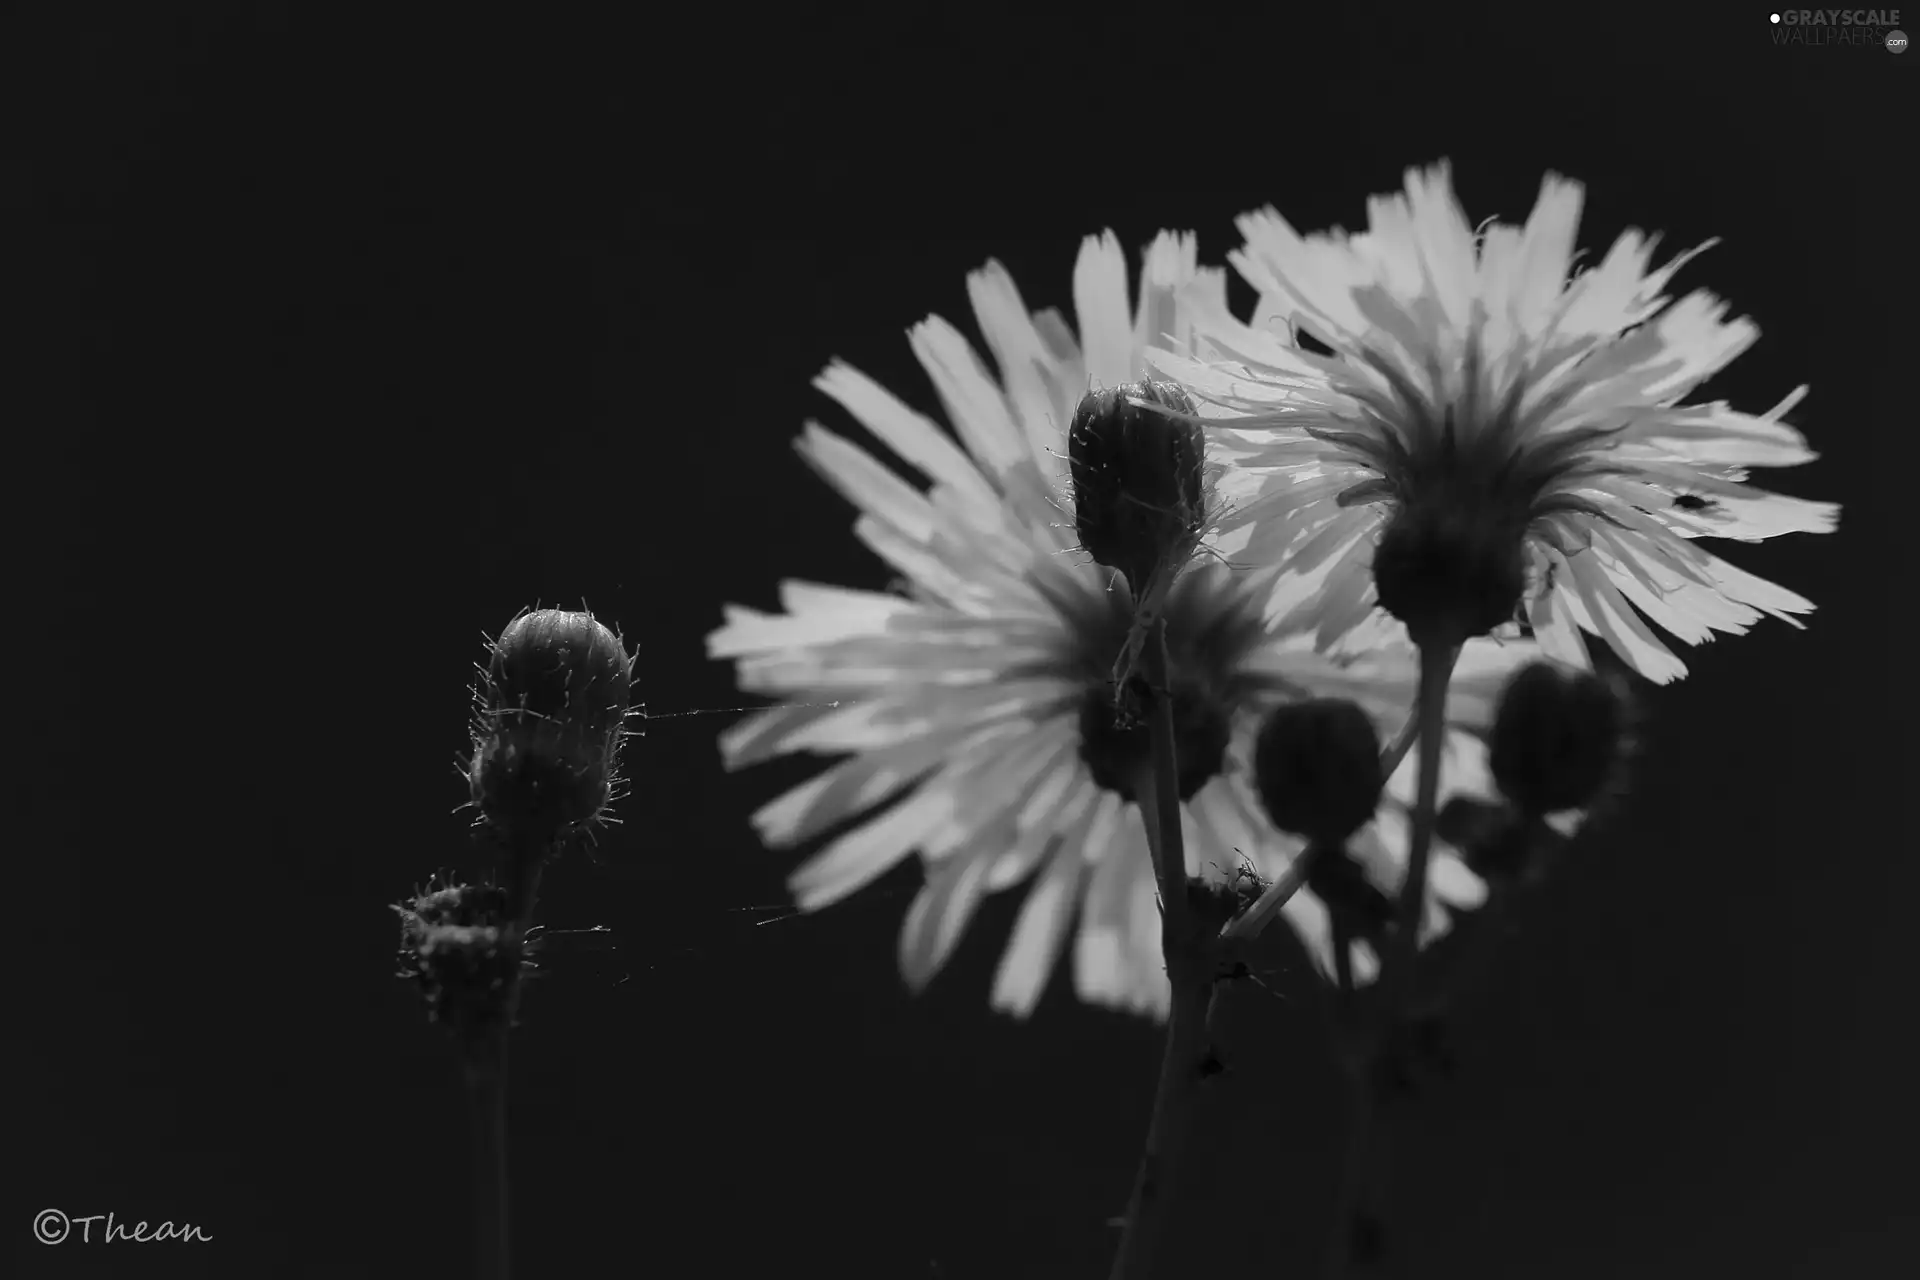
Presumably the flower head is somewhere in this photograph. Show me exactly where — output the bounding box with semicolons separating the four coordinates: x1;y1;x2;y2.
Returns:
1068;377;1209;598
1488;660;1635;817
710;233;1530;1018
1250;697;1384;847
1149;162;1837;680
467;608;636;851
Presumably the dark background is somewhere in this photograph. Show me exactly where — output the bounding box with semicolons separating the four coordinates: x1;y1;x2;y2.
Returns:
11;5;1913;1278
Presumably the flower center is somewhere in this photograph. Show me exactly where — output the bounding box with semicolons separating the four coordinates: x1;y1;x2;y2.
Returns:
1065;568;1263;804
1076;668;1232;804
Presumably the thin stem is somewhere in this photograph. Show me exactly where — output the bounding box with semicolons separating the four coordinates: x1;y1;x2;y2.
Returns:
1321;915;1372;1280
467;1034;512;1280
1323;638;1457;1275
1220;842;1321;945
1380;641;1459;1013
1138;619;1193;959
465;825;544;1280
1378;712;1419;785
1109;618;1211;1280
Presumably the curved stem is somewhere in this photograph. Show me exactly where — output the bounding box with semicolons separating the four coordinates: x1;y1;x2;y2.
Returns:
1221;838;1332;945
1109;618;1211;1280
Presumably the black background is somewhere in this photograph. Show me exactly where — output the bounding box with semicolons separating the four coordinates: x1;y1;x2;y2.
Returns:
12;5;1914;1278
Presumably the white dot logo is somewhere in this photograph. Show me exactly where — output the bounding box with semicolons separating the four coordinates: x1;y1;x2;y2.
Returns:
1770;12;1781;20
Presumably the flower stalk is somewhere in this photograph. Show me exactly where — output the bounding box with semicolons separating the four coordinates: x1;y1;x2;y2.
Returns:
1109;617;1217;1280
467;1033;512;1280
1321;913;1382;1280
1321;637;1458;1275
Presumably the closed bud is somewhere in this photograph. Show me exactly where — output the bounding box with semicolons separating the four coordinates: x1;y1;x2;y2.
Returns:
1305;847;1397;941
1488;662;1629;815
1435;795;1533;882
1251;698;1385;845
1370;499;1527;645
1067;379;1207;593
468;608;635;846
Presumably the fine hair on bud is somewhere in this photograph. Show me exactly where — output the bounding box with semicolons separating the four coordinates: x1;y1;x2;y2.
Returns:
467;607;636;850
1251;698;1385;845
395;879;524;1043
1067;379;1207;594
1488;661;1633;816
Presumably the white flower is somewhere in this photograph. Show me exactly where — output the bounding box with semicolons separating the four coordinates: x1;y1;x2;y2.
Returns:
1149;162;1838;683
709;232;1529;1019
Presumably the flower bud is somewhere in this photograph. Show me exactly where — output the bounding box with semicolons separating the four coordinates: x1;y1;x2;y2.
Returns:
1251;698;1385;846
1488;662;1629;815
395;881;524;1043
1370;498;1527;644
468;608;635;846
1305;847;1397;941
1068;379;1207;594
1435;795;1534;882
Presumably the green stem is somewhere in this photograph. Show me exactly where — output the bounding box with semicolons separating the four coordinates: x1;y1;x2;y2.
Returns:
1108;618;1212;1280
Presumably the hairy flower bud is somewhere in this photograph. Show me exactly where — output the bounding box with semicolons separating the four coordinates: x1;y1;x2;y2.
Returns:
1068;379;1207;594
395;881;523;1043
1370;498;1527;645
1488;662;1629;815
468;608;635;848
1251;698;1385;845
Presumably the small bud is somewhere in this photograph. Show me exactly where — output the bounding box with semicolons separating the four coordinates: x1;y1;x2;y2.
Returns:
395;881;524;1043
1305;847;1396;942
1251;698;1385;845
1436;795;1528;882
1068;379;1207;594
1488;662;1629;815
469;608;635;847
1371;499;1527;644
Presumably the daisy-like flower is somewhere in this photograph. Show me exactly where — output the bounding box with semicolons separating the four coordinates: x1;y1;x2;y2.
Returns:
1149;162;1838;683
708;232;1532;1019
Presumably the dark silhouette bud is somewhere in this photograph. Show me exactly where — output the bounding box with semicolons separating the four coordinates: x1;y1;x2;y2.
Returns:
1371;499;1527;644
1489;662;1629;815
1305;847;1396;942
395;880;523;1044
1251;698;1385;845
468;608;635;849
1067;379;1206;593
1436;795;1529;882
